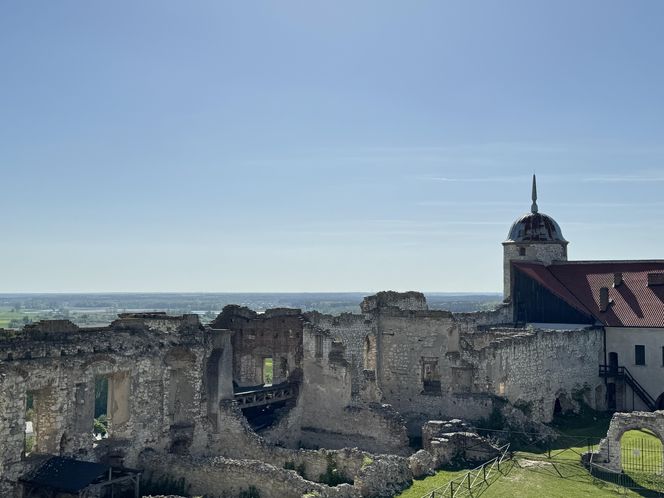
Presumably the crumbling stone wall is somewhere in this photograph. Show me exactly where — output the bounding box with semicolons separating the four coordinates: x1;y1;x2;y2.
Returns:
0;291;609;497
304;312;376;400
0;315;233;496
461;325;605;422
422;420;499;468
211;306;304;387
332;292;601;435
256;322;409;455
140;446;413;498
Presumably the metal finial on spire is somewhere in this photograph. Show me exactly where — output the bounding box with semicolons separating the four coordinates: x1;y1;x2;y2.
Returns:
531;174;538;213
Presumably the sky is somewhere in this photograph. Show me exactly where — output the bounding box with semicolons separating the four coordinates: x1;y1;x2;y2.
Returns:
1;1;664;293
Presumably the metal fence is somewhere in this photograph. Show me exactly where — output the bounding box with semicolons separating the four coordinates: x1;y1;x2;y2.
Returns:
621;436;663;474
421;443;513;498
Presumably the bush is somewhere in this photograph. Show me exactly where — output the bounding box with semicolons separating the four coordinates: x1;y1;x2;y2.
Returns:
285;460;307;478
318;454;352;486
93;414;108;437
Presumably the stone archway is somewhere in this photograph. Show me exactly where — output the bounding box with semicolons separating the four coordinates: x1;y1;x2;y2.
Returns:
594;411;664;473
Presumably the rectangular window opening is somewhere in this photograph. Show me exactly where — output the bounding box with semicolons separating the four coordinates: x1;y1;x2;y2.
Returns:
422;357;441;394
315;334;324;358
24;391;36;456
262;357;273;385
635;345;646;366
94;376;109;439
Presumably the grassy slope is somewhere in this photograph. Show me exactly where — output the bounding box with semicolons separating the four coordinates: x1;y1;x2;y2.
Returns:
397;411;648;498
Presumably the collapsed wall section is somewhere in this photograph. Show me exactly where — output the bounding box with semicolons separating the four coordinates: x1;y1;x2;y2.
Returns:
0;315;230;495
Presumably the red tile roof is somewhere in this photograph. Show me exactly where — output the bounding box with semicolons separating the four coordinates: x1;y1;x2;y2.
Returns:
513;261;664;328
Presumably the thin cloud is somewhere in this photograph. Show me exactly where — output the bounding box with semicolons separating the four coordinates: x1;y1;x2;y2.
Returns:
582;175;664;183
419;175;528;183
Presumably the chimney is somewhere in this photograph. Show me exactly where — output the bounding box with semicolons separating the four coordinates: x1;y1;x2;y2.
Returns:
613;272;623;287
648;273;664;286
599;287;610;312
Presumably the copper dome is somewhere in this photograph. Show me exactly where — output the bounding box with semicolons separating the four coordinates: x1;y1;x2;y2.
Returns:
506;212;567;243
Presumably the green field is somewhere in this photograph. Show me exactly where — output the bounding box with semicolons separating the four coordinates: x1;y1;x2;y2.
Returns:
0;309;29;328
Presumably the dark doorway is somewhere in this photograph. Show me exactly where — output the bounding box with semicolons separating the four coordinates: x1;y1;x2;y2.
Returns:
608;382;617;411
554;398;563;416
609;352;618;374
656;393;664;410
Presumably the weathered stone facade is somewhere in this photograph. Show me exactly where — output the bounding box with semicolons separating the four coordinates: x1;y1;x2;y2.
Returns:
0;285;610;497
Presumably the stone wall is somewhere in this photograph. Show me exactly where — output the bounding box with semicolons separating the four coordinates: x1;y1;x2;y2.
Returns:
0;315;233;496
462;325;605;422
140;447;412;498
422;420;499;467
211;306;304;386
261;320;409;455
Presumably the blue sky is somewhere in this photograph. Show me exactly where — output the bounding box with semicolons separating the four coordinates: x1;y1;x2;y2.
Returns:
1;1;664;292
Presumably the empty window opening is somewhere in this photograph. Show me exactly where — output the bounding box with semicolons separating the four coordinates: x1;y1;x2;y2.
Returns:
24;392;36;456
364;336;377;371
279;357;289;380
635;345;646;366
262;357;273;385
421;357;441;394
315;334;324;358
94;376;109;439
519;247;526;256
168;369;195;425
24;387;57;455
205;349;224;426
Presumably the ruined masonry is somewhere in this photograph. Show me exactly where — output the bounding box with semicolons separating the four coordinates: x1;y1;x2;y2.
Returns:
2;176;648;497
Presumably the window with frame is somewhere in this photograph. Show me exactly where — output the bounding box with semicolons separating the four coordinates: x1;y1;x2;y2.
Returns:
635;345;646;366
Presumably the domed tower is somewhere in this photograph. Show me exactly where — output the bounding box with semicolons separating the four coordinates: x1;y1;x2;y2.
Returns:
503;175;568;300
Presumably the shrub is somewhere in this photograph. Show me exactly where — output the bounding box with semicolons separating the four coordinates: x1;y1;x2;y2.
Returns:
318;454;352;486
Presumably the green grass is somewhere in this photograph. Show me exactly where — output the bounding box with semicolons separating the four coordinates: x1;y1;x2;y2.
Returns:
396;468;470;498
0;309;27;328
398;412;654;498
621;429;663;473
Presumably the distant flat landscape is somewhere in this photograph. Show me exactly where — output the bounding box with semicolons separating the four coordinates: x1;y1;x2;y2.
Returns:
0;292;502;328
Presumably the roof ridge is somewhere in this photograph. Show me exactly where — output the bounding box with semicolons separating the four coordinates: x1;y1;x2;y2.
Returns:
551;259;664;265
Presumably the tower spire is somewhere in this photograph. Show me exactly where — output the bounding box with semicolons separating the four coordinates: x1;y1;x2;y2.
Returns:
531;174;538;214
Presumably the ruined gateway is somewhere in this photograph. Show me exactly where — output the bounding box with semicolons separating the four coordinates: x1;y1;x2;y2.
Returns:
0;180;622;497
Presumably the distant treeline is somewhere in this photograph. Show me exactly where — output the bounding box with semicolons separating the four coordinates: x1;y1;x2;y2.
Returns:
0;292;501;316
